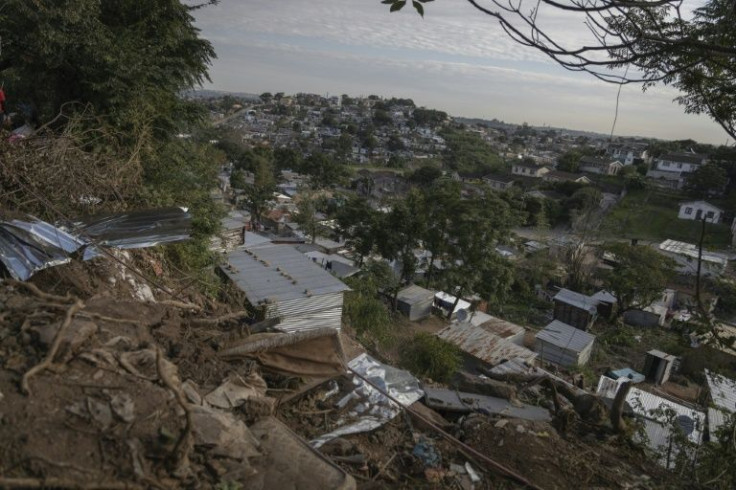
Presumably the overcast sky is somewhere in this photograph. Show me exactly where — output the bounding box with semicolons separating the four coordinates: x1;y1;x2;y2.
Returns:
192;0;729;145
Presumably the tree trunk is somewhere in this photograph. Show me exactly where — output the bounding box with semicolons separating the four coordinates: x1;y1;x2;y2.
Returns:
611;381;631;434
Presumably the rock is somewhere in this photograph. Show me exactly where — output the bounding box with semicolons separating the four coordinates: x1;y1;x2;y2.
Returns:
108;391;135;423
494;419;509;428
516;425;526;434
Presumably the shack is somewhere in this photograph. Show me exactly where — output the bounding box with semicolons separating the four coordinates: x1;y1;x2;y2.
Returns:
535;320;596;367
553;288;599;330
437;322;537;368
396;284;435;321
219;243;350;333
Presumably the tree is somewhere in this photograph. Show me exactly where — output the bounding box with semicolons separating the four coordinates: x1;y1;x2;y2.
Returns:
246;155;276;229
383;0;736;140
602;243;677;317
0;1;215;131
557;150;583;173
685;163;728;198
301;153;344;188
335;197;379;266
421;178;462;287
440;191;517;317
293;188;321;244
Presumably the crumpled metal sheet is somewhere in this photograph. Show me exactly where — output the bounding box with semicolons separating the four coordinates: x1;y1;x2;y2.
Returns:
0;207;191;281
310;353;423;448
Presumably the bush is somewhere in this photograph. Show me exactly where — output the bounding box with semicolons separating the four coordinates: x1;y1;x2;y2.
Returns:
400;333;462;382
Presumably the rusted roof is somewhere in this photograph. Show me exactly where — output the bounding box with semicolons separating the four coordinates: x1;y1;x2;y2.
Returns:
437;323;537;366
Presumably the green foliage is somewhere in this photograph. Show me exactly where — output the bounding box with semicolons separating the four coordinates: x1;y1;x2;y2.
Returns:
413;107;447;126
440;127;504;175
400;333;462;382
343;271;393;345
0;0;214;132
685;163;728;198
408;165;443;187
602;242;677;316
301;153;345;188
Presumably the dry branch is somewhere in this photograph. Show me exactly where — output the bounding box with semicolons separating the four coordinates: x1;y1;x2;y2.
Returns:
21;299;85;395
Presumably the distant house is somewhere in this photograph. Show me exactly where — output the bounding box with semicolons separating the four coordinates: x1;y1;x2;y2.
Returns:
434;291;471;320
606;143;649;166
579;156;623;176
302;250;359;279
643;349;677;385
655;152;707;173
645;168;687;190
543;171;592;184
482;174;516;191
553;288;599;331
658;239;728;277
535;320;596;367
678;201;723;224
396;284;435;321
219;243;350;333
512;162;549;178
437;322;538;367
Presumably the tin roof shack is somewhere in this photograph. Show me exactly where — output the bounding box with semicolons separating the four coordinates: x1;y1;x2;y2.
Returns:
597;376;704;469
220;244;350;333
396;285;435;321
643;350;677;385
535;320;596;367
623;289;676;328
437;322;537;369
553;288;599;331
658;239;728;277
211;210;249;251
704;369;736;437
468;311;526;346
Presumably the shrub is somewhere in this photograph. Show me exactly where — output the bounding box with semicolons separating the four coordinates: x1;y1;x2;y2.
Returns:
400;333;462;382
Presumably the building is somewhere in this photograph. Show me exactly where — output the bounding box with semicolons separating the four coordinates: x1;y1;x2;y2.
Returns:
643;349;677;385
302;250;359;279
482;174;516;191
437;322;537;367
467;311;526;346
535;320;596;367
606;143;649;166
396;284;435;321
511;162;550;178
623;289;676;328
579;156;623;176
433;291;471;320
655;152;708;173
543;171;592;184
219;243;350;333
678;201;723;224
658;239;728;277
553;288;599;330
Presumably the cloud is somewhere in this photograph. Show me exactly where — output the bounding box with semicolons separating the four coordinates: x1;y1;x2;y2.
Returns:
193;0;729;144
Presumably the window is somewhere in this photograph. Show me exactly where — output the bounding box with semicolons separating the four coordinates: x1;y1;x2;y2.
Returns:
706;211;714;219
677;162;683;168
685;207;692;215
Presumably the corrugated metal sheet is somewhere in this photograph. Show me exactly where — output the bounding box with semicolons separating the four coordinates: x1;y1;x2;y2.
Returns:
221;244;350;305
596;375;704;466
437;323;537;366
536;320;595;353
475;316;525;341
553;289;599;314
705;369;736;434
659;239;728;266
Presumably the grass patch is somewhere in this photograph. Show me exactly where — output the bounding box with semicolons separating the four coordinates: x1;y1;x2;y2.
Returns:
600;189;731;247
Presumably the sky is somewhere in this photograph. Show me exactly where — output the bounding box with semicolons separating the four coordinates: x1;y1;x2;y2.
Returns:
192;0;730;145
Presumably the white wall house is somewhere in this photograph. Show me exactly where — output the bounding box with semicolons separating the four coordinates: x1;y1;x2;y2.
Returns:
678;201;723;223
655;152;707;173
512;162;549;178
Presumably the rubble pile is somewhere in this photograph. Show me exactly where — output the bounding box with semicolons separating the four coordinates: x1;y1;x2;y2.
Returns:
0;256;678;489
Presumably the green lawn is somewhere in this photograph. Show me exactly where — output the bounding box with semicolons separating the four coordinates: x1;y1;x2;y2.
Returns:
600;189;732;248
